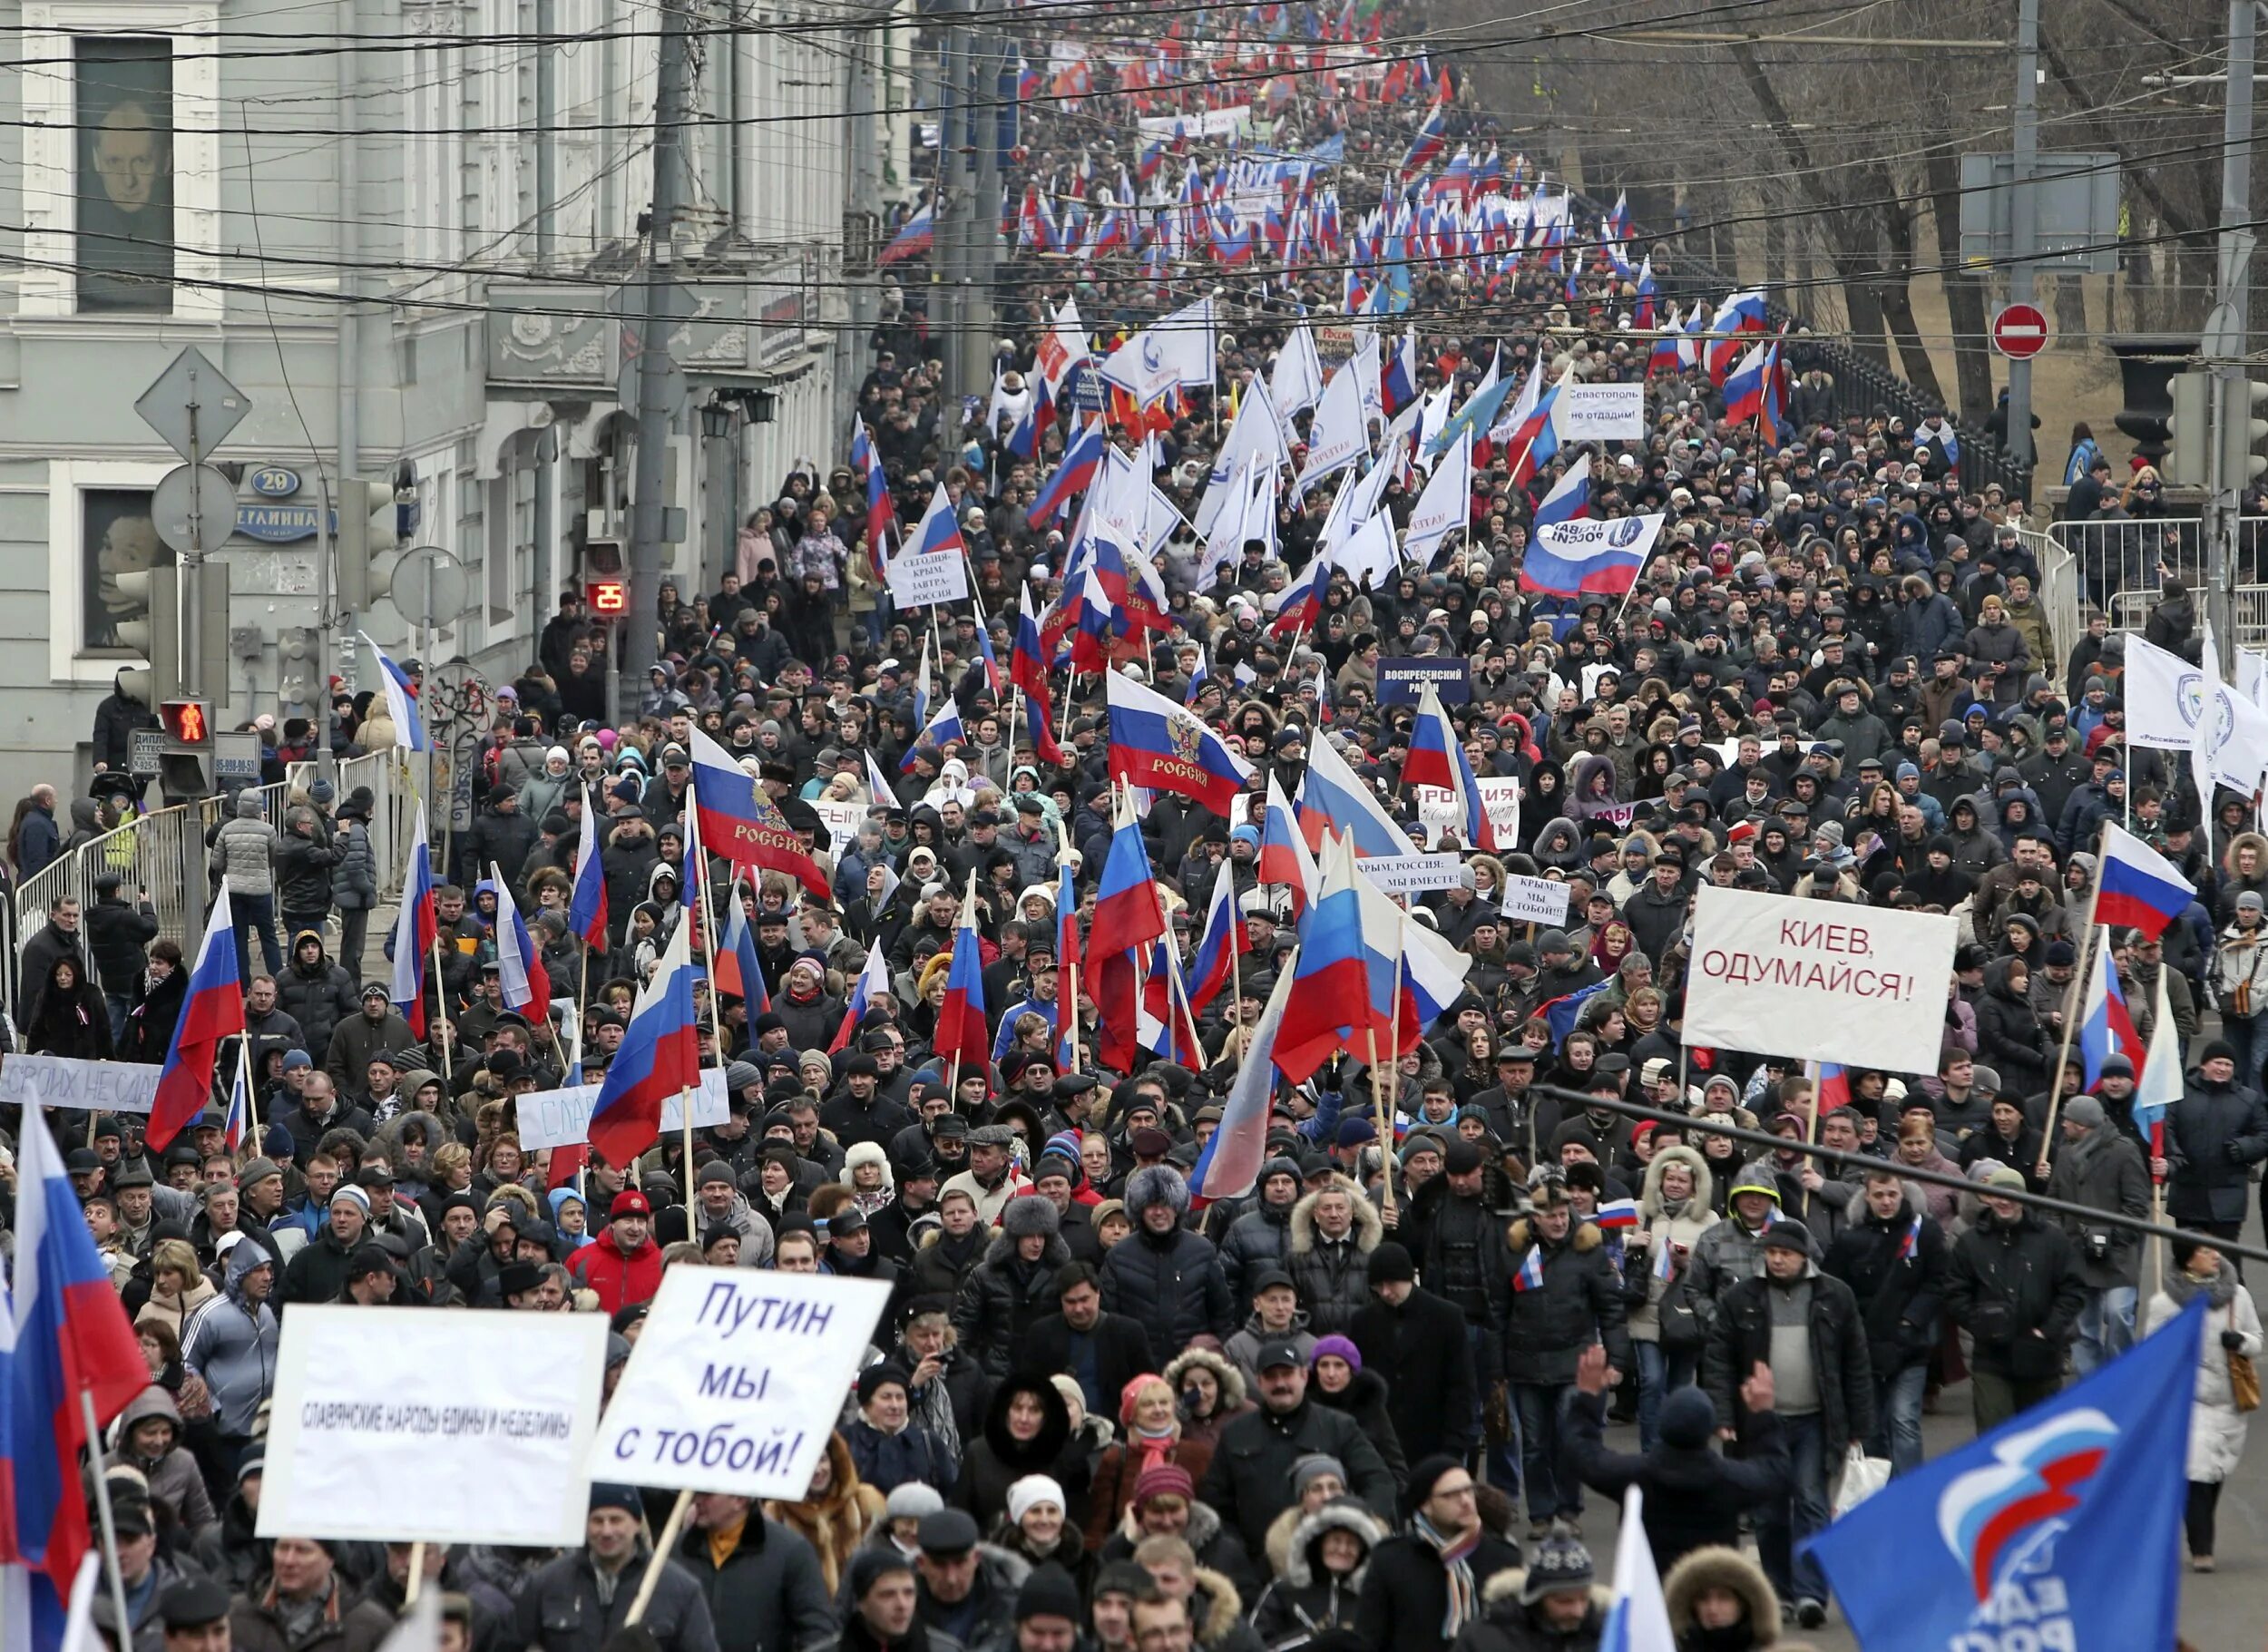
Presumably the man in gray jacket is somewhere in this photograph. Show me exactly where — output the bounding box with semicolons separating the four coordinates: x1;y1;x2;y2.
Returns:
210;789;283;982
2045;1094;2150;1373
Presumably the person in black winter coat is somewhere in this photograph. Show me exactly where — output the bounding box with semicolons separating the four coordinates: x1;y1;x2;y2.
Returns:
677;1491;839;1652
1249;1500;1386;1650
952;1196;1070;1376
1017;1264;1154;1423
1500;1178;1633;1530
2163;1040;2268;1239
1215;1159;1301;1303
1100;1165;1236;1369
1200;1349;1397;1560
276;929;358;1066
1307;1338;1406;1485
952;1373;1083;1534
1354;1458;1523;1652
1700;1221;1872;1623
1945;1171;2090;1428
1823;1169;1949;1476
85;874;158;1031
1349;1244;1478;1464
24;953;113;1059
119;940;187;1064
1286;1177;1383;1336
1564;1344;1789;1576
1974;957;2050;1099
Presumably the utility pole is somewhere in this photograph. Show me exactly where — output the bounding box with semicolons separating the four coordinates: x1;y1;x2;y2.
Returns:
623;0;694;683
534;0;560;614
841;24;882;436
934;14;967;412
2005;0;2039;468
2204;0;2258;674
325;0;364;785
971;29;1002;386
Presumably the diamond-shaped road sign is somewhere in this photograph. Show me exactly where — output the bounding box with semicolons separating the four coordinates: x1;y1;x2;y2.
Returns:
135;347;250;464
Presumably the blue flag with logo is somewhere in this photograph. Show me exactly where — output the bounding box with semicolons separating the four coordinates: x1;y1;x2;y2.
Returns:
1806;1293;2204;1650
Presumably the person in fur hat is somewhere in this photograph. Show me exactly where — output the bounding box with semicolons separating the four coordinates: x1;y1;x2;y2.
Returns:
1100;1164;1236;1369
1662;1544;1782;1651
952;1195;1071;1376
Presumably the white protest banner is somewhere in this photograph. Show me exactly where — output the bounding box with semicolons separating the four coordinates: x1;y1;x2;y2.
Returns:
516;1067;732;1152
0;1054;160;1114
1551;383;1647;445
1356;853;1467;895
259;1308;605;1545
1682;885;1959;1070
589;1266;890;1498
813;798;871;854
886;550;970;607
1476;777;1522;845
1501;874;1569;928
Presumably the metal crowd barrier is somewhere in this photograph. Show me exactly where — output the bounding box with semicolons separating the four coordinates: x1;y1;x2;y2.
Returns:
2048;515;2207;621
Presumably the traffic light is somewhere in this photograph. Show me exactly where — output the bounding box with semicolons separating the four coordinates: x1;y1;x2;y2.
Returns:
157;697;213;800
2165;371;2211;488
115;563;181;708
2221;377;2268;493
586;538;627;615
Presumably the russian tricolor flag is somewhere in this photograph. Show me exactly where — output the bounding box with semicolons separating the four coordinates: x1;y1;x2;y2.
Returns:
1186;858;1250;1013
1295;728;1418;859
359;632;427;751
714;879;770;1014
388;804;440;1040
912;480;966;558
1104;671;1255;816
931;881;991;1076
878;200;934;266
1401;95;1447;171
1532;459;1589;528
2097;823;2193;939
1259;772;1320;915
1188;965;1292;1199
902;697;968;771
588;916;700;1169
1382;326;1420;415
1402;680;1499;851
1512;1245;1546;1292
1706;289;1769;386
568;784;609;949
491;862;552;1018
1027;419;1107;529
1595;1197;1639;1230
148;881;247;1150
688;727;831;900
831;938;890;1054
0;1113;152;1608
2079;934;2142;1086
1053;858;1080;1071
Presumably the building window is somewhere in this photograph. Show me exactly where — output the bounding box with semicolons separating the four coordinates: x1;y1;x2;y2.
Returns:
75;37;174;313
83;486;167;652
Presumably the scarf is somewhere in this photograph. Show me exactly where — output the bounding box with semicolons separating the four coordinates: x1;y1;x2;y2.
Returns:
2165;1262;2239;1311
1132;1423;1178;1479
1411;1512;1480;1638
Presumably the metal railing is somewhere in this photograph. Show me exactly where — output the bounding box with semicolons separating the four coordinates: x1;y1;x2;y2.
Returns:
1584;190;2037;503
2025;523;2086;679
2047;515;2207;625
10;750;419;1002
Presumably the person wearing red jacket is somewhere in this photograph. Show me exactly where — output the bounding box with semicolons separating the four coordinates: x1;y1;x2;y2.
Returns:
571;1188;664;1314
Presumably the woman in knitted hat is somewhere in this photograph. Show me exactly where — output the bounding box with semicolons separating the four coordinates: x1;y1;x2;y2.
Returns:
1306;1335;1407;1483
1085;1375;1216;1550
992;1472;1095;1598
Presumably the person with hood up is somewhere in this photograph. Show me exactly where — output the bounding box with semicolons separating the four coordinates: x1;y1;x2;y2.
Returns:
953;1373;1079;1534
276;928;357;1063
1700;1218;1872;1628
1631;1145;1716;1452
105;1383;219;1540
1685;1162;1813;1312
24;952;112;1059
1249;1496;1385;1650
570;1188;665;1313
942;1191;1064;1372
1100;1163;1235;1369
1662;1545;1782;1652
181;1238;280;1459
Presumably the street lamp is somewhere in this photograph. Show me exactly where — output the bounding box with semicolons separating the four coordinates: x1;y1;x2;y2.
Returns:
699;399;735;440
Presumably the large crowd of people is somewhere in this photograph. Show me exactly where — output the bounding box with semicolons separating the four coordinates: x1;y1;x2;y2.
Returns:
2;4;2263;1652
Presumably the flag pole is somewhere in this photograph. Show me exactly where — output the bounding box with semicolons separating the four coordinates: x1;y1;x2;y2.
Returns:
2038;821;2109;1172
405;1542;427;1606
689;800;728;1065
626;1489;697;1624
428;934;455;1082
237;1022;262;1147
80;1386;135;1638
